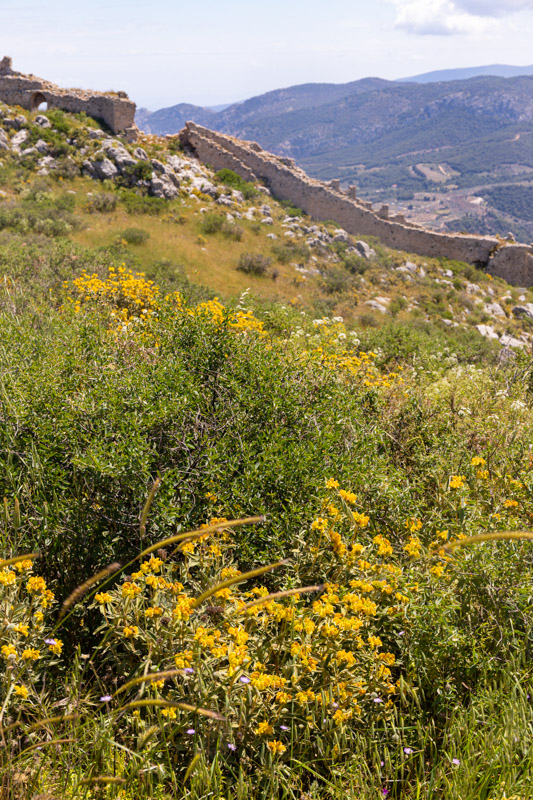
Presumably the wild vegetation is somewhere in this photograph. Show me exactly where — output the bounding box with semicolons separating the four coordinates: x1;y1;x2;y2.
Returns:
0;105;532;799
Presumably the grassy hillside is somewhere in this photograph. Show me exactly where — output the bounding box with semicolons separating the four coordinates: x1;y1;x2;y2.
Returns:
0;104;532;800
138;74;533;241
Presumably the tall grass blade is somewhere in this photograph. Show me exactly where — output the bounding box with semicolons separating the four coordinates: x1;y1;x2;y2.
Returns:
115;669;185;696
119;699;224;721
443;531;533;550
192;559;289;608
240;584;324;612
139;477;161;540
0;552;39;569
58;561;121;620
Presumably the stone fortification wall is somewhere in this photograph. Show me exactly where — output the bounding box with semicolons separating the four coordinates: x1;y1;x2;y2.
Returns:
180;121;533;285
0;57;136;137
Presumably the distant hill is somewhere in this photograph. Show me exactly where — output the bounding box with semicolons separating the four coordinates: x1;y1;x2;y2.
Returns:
401;64;533;83
136;73;533;240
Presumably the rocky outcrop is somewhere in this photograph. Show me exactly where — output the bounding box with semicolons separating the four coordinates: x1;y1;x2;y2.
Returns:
0;56;136;138
179;122;533;285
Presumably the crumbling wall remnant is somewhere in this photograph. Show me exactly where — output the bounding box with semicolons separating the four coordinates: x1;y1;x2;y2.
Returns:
180;122;533;285
0;56;137;138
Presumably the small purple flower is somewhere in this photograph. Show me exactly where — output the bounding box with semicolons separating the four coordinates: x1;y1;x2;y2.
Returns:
404;747;413;755
280;725;289;731
382;790;389;796
381;761;385;767
452;758;460;766
45;638;56;646
227;743;237;751
99;695;113;702
373;697;383;703
186;728;195;735
239;675;251;684
183;667;194;674
331;702;339;709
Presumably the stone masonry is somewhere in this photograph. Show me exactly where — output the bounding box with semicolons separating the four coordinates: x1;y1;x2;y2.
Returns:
0;57;137;139
180;121;533;285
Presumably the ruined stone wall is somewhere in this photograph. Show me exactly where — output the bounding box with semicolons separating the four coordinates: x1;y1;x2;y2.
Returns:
180;122;533;284
0;56;136;136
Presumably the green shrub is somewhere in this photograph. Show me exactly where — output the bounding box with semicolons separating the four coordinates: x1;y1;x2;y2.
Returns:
119;190;168;215
87;191;118;213
271;241;310;264
200;213;224;234
119;227;150;245
237;252;272;275
215;168;259;200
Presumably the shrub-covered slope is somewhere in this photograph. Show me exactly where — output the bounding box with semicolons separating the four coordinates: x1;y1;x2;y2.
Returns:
0;103;532;800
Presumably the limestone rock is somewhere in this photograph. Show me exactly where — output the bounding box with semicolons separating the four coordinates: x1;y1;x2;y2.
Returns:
92;158;119;180
476;324;499;340
34;115;51;128
333;229;349;243
365;299;388;313
512;304;533;320
0;128;8;150
37;155;56;175
11;128;28;149
484;302;505;318
500;333;524;348
149;176;179;199
134;147;148;160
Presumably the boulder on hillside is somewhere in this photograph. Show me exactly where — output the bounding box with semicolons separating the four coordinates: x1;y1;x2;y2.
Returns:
512;304;533;320
34;115;51;129
355;240;376;260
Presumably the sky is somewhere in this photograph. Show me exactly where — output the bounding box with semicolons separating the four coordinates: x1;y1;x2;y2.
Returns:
1;0;533;110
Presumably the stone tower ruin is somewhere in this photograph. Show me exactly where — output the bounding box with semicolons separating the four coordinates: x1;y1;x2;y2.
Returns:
0;57;137;138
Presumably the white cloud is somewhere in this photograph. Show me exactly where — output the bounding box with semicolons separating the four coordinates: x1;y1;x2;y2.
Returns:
457;0;533;15
390;0;533;34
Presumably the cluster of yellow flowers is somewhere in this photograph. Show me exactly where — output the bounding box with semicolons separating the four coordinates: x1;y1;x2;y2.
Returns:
63;265;158;323
188;296;265;335
63;267;266;337
93;478;460;760
0;558;62;706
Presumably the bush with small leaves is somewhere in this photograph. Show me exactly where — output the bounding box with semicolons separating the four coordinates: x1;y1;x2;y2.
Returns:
87;191;118;213
237;252;272;275
119;227;150;245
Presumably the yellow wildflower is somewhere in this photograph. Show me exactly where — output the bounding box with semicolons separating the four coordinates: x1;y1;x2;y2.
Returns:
449;475;466;489
123;626;139;639
14;685;29;699
27;576;47;594
339;489;357;505
2;644;16;659
145;606;163;619
122;582;141;599
95;592;112;604
21;647;40;661
267;740;287;755
255;721;274;736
